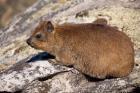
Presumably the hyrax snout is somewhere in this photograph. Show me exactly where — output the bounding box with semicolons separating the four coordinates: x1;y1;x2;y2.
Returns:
27;19;134;79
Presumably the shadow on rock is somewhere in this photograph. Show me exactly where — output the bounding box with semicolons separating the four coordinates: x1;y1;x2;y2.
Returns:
0;90;22;93
0;52;55;73
27;52;55;63
83;73;116;82
131;87;140;93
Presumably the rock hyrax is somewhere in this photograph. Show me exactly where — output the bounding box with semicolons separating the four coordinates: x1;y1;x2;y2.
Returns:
27;19;134;79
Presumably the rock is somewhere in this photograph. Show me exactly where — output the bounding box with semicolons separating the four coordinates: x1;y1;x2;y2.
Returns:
0;52;72;92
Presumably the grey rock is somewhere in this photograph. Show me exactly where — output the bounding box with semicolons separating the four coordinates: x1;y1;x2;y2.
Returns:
0;53;72;92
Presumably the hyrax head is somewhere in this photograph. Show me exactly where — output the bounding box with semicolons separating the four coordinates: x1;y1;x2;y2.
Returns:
26;21;55;52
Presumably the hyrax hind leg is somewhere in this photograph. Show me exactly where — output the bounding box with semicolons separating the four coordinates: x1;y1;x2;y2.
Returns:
74;64;107;79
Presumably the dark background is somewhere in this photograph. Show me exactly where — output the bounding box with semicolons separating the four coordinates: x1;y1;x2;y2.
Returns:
0;0;36;28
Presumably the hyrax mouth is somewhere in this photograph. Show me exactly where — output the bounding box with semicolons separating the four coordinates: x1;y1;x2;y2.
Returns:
26;38;37;49
26;38;31;45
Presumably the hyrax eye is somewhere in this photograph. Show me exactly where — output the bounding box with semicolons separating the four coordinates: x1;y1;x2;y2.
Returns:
35;34;42;39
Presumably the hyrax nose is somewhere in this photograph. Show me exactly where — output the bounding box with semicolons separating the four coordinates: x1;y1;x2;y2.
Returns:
26;38;31;45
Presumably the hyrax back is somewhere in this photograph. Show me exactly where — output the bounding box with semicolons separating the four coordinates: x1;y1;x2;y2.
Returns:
27;20;134;79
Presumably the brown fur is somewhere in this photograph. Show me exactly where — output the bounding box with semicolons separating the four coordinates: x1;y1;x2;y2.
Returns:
27;20;134;79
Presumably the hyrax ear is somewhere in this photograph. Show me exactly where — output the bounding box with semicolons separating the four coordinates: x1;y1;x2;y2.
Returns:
45;21;54;32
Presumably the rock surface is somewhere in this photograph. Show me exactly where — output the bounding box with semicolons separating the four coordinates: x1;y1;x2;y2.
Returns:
0;0;140;93
0;53;72;92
